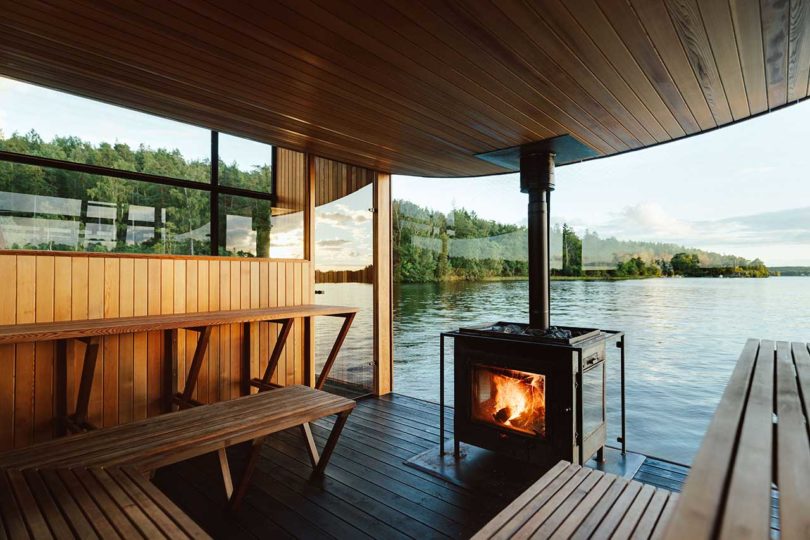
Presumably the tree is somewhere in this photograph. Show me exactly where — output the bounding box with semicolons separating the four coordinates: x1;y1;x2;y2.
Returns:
671;252;701;275
561;223;583;276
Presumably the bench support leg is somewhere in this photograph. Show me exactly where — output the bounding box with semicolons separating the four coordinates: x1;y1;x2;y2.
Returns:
218;448;234;500
229;436;267;512
300;422;320;468
314;411;350;476
65;337;101;433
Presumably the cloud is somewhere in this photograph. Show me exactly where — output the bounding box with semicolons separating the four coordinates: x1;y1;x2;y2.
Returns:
317;238;351;249
599;202;694;240
316;203;371;230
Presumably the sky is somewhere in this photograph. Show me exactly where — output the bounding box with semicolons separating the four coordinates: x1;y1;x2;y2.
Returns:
394;100;810;266
2;75;809;266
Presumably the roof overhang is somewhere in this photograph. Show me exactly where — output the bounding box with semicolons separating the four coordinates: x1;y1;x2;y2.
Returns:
1;1;808;177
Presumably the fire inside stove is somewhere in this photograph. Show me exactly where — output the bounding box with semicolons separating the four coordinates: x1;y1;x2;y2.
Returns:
471;364;546;438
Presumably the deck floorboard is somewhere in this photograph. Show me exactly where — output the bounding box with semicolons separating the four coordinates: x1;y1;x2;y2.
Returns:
152;393;692;539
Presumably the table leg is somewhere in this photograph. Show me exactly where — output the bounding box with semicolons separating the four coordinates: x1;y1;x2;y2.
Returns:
70;337;100;432
55;340;68;436
249;319;294;392
173;326;212;408
315;313;355;390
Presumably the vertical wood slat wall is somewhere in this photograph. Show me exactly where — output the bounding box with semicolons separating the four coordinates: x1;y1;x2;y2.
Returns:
0;253;312;451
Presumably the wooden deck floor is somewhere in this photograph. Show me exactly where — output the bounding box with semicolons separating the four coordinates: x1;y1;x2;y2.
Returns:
153;393;690;539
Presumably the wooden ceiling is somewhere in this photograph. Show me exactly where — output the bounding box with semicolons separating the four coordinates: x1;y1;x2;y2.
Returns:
1;0;809;177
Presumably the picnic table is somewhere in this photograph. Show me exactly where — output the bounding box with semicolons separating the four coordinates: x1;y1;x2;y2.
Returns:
0;305;357;433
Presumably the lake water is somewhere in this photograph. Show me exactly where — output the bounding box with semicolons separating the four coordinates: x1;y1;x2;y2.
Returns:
393;277;810;464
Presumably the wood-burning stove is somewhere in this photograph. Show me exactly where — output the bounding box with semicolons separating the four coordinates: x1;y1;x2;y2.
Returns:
453;323;609;467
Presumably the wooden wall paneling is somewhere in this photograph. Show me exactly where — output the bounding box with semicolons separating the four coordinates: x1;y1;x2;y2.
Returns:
133;259;147;420
34;256;54;442
286;263;295;386
13;256;35;447
87;257;104;425
760;0;790;109
294;262;302;385
185;260;198;401
230;261;241;398
208;261;220;404
373;173;393;396
118;258;134;425
0;256;17;449
102;257;119;428
276;262;286;386
219;261;230;401
173;259;186;395
146;259;162;417
196;260;209;403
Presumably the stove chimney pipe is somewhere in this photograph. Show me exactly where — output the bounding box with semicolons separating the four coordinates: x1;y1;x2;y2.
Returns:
520;150;555;330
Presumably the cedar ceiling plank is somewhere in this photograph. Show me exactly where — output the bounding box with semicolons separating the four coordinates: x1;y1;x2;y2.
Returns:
663;0;735;125
175;0;515;150
265;0;547;144
623;0;717;130
761;0;790;108
730;0;769;114
560;0;688;138
123;0;493;156
696;0;751;119
788;0;810;102
436;0;637;150
329;0;563;144
0;37;461;177
496;0;658;146
57;0;493;167
594;0;701;134
24;0;477;171
534;0;673;142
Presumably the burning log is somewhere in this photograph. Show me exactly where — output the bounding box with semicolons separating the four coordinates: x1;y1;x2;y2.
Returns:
494;407;512;424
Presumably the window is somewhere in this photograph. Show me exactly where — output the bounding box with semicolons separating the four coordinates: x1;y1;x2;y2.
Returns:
0;76;303;258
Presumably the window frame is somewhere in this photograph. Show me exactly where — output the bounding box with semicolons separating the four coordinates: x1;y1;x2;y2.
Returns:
0;131;291;258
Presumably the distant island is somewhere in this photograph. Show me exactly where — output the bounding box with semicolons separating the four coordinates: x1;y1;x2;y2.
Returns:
393;200;770;283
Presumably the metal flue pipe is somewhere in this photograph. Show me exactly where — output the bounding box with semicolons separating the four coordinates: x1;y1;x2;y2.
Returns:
520;150;555;330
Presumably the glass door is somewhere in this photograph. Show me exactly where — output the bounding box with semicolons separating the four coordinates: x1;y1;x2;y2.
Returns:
314;183;374;396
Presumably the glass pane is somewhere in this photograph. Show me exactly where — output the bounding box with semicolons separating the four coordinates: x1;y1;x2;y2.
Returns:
218;194;303;258
218;133;272;193
315;183;374;394
0;161;210;254
0;76;210;182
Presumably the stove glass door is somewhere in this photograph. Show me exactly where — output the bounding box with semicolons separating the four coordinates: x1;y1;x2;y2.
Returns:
470;364;546;438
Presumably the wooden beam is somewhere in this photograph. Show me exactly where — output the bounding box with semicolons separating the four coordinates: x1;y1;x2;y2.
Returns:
304;154;316;388
373;172;393;396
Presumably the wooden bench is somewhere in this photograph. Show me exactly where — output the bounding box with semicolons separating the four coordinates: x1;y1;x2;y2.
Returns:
0;385;355;511
663;340;810;539
0;467;209;539
0;304;357;433
473;461;677;539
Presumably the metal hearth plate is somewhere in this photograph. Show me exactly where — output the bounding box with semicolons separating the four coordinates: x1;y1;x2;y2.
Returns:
404;440;547;492
405;442;647;492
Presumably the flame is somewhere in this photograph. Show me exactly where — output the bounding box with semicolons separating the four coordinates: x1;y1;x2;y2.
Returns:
472;366;546;437
491;372;544;428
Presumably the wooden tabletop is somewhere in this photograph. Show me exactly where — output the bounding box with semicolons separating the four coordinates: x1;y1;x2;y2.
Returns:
0;305;358;344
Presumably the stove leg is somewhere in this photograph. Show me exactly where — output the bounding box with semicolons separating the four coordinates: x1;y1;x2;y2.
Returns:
454;439;461;459
596;446;605;464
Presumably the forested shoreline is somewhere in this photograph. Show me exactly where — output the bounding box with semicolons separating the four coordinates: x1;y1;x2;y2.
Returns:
393;199;770;283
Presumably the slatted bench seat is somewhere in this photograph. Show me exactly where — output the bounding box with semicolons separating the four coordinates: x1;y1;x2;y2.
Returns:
663;340;810;539
0;385;355;511
473;461;677;539
0;467;209;539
